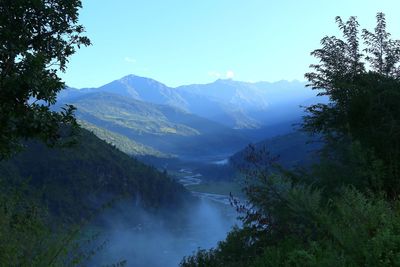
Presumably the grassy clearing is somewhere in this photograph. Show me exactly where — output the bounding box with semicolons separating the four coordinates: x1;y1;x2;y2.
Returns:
187;181;243;197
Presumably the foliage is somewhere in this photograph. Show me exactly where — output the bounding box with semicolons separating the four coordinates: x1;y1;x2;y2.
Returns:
187;181;243;196
304;13;400;198
181;13;400;267
0;128;190;223
182;175;400;266
0;128;191;265
0;177;131;266
69;92;200;137
0;2;193;266
78;120;174;158
0;2;97;265
230;132;321;170
0;0;91;158
249;186;400;267
0;179;86;266
0;179;52;266
59;91;250;158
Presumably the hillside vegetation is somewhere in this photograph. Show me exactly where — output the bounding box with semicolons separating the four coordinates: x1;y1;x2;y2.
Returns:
79;120;173;158
60;92;250;158
59;76;314;130
230;131;321;170
0;128;191;265
0;128;189;220
181;13;400;267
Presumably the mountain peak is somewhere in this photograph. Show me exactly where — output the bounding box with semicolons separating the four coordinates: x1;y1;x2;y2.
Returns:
119;74;165;86
214;78;234;83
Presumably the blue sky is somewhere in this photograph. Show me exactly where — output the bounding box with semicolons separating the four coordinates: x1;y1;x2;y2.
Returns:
60;0;400;88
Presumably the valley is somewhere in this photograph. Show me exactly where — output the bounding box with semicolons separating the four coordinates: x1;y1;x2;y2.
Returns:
1;73;322;266
55;75;321;266
88;166;240;267
3;3;399;266
58;75;318;160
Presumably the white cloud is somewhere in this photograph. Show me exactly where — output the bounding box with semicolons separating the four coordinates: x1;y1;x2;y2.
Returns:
208;70;235;79
226;70;235;79
124;57;137;63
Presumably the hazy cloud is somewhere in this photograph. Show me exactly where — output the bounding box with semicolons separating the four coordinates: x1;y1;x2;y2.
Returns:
208;70;235;80
226;70;235;79
89;199;238;267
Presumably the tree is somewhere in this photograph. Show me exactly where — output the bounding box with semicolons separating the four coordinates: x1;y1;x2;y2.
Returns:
304;13;400;198
180;13;400;266
0;0;91;158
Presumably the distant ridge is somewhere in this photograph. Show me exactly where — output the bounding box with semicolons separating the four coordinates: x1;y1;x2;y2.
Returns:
56;75;327;160
59;91;250;159
59;74;318;129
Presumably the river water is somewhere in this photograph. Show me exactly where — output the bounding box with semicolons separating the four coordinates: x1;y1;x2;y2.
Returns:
178;168;233;206
90;168;238;267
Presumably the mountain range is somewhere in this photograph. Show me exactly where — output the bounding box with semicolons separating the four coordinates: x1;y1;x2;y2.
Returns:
60;92;249;159
58;75;324;160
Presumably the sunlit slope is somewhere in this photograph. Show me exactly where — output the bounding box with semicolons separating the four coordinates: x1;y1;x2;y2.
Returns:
79;120;174;158
62;92;250;158
60;75;317;130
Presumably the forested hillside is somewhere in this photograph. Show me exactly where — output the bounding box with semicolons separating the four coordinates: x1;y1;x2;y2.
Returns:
0;128;190;220
79;120;173;158
61;92;250;158
230;131;321;170
0;127;192;265
2;1;399;266
60;76;315;130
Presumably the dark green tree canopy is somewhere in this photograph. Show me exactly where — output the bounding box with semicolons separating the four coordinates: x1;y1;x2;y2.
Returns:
304;13;400;197
0;0;90;158
181;14;400;267
306;13;400;93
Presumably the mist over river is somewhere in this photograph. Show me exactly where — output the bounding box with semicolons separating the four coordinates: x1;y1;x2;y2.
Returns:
89;169;239;267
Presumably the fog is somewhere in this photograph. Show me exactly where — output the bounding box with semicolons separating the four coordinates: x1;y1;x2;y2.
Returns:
89;197;238;267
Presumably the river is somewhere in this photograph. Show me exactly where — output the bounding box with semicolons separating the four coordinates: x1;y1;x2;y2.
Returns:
178;168;233;206
90;167;238;267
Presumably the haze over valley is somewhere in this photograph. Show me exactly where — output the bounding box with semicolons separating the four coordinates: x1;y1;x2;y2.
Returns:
43;74;321;266
58;74;319;161
2;1;399;266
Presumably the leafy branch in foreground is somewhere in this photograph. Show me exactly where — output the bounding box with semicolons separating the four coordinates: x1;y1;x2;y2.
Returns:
0;0;91;158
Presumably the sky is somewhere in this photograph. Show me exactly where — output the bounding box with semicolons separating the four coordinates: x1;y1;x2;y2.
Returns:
60;0;400;88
